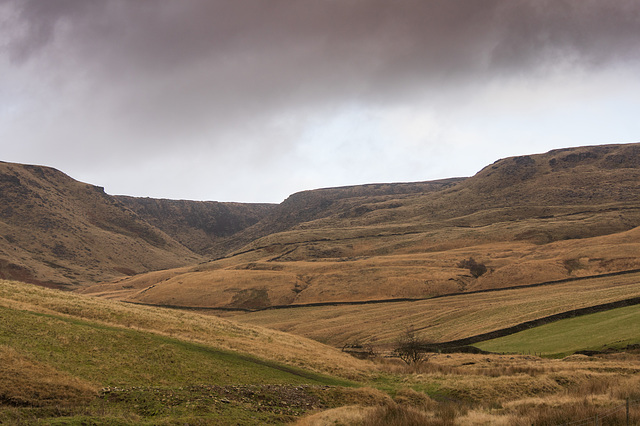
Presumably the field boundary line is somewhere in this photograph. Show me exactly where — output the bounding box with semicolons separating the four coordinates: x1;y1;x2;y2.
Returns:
426;295;640;350
123;268;640;313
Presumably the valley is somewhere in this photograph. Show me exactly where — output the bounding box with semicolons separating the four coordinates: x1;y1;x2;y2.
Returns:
2;143;640;424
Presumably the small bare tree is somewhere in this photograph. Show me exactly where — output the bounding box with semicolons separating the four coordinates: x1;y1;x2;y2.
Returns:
394;326;428;365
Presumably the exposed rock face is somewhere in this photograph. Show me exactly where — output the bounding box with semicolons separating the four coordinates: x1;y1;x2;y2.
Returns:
116;196;276;254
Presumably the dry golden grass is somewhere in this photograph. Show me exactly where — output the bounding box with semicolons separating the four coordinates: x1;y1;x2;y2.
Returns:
293;405;377;426
83;144;640;310
6;280;640;425
221;269;640;346
0;280;373;380
300;352;640;426
0;345;97;407
83;222;640;315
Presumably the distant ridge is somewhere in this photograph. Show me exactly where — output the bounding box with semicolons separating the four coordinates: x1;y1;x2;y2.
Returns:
115;196;276;254
83;143;640;310
0;162;272;288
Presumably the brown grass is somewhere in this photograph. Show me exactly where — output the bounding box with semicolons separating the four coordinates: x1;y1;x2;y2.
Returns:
84;225;640;311
373;352;640;426
220;269;640;346
0;280;373;380
0;345;97;407
83;144;640;311
297;351;640;425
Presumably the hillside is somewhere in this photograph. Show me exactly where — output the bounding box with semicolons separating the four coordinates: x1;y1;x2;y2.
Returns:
0;162;272;289
219;268;640;347
8;278;640;425
116;196;276;254
208;178;464;256
0;279;373;424
84;143;640;309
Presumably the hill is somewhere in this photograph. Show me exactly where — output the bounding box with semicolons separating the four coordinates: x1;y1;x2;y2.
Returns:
217;268;640;347
115;196;276;254
10;278;640;425
83;143;640;309
208;178;464;256
0;279;378;424
0;162;273;288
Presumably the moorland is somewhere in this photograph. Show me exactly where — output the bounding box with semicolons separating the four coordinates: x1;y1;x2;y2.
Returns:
2;142;640;424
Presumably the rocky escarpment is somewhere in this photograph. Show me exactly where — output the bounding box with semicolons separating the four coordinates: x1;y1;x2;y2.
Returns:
116;197;276;254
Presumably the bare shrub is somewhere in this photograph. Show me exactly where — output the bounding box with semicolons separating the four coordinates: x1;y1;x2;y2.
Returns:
457;257;487;278
394;327;430;365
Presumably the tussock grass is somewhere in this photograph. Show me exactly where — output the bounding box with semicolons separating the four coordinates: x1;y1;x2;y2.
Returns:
295;352;640;426
368;352;640;425
5;279;640;425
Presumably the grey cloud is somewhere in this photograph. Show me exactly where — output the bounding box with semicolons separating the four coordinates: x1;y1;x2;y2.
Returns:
2;0;640;201
11;1;640;87
6;0;640;131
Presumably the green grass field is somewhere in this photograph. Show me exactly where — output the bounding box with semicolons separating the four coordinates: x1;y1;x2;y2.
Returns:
0;307;351;387
475;304;640;357
0;281;361;425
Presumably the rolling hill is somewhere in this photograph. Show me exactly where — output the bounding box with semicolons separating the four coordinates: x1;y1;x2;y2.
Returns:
216;268;640;347
82;143;640;309
0;162;274;288
0;279;373;424
4;144;640;424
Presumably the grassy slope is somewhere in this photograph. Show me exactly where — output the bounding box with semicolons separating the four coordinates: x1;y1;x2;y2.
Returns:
0;280;371;379
82;225;640;309
221;271;640;346
0;279;374;424
475;304;640;357
84;143;640;309
0;306;350;388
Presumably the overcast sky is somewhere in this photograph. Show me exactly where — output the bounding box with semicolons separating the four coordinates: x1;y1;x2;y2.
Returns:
2;1;640;203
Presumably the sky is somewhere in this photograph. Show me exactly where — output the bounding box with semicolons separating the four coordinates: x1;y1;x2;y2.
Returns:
1;0;640;203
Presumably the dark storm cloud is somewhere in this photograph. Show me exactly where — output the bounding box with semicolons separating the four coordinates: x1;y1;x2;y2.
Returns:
10;0;640;99
2;0;639;201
